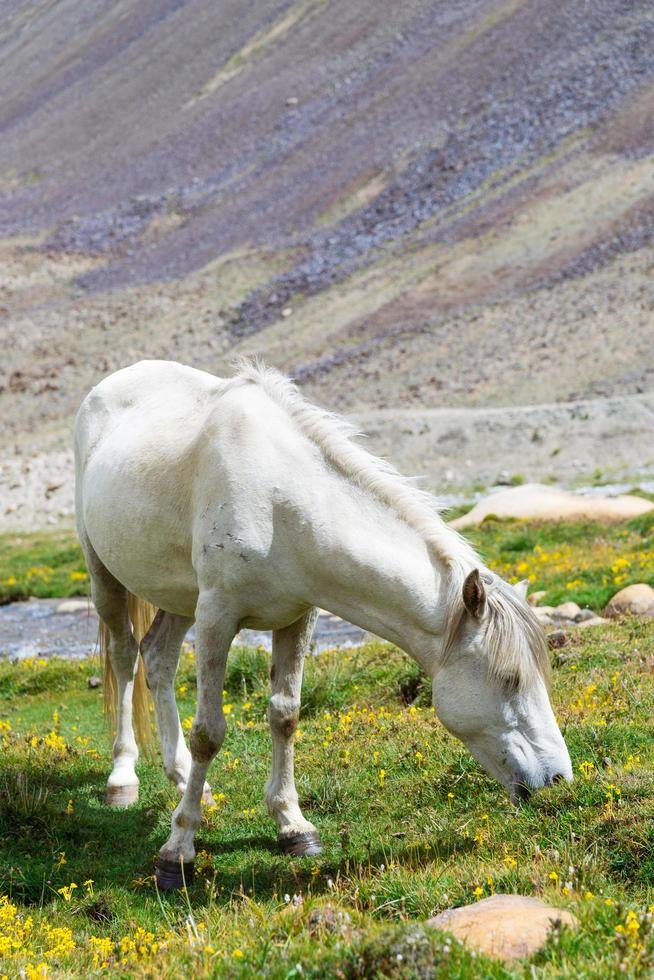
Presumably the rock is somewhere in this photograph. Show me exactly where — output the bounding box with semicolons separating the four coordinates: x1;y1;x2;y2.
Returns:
575;615;609;628
604;583;654;618
285;96;299;106
88;676;102;689
281;307;293;317
528;590;547;605
450;484;654;528
532;606;555;621
428;894;576;962
574;608;596;622
56;599;93;614
547;629;569;649
552;601;581;620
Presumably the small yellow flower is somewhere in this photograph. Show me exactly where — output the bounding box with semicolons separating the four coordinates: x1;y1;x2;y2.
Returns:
56;883;78;902
578;760;594;780
25;964;49;979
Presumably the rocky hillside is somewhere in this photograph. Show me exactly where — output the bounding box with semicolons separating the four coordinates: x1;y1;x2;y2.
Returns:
1;0;654;516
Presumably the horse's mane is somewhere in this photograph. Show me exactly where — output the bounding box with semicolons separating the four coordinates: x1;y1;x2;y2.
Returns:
233;358;549;690
442;574;550;690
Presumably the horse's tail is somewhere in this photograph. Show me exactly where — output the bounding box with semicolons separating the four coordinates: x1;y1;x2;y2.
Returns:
100;593;157;752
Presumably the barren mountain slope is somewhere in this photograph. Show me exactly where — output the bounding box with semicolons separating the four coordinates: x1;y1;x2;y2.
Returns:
1;0;654;517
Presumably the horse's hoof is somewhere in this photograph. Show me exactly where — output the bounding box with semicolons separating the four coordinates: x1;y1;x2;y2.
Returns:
155;857;195;891
279;831;323;857
201;788;215;807
105;784;139;807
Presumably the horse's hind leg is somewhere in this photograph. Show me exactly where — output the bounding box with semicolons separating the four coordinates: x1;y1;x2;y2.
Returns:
81;532;140;806
140;610;213;804
265;608;322;857
156;590;236;889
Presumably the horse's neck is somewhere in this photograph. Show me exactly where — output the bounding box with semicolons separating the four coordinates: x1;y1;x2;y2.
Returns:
304;480;451;673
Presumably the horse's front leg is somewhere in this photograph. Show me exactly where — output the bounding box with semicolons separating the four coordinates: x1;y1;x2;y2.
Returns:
155;593;235;889
140;610;213;804
265;608;322;857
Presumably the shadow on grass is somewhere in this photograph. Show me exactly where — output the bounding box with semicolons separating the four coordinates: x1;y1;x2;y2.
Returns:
0;749;477;912
0;758;158;904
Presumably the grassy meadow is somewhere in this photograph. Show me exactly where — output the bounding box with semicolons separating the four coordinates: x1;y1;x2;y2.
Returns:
0;515;654;977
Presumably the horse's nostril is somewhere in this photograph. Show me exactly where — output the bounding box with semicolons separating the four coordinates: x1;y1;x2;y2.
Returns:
514;782;532;802
551;772;565;784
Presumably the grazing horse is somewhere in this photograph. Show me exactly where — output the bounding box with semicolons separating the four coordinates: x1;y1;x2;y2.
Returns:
74;359;572;889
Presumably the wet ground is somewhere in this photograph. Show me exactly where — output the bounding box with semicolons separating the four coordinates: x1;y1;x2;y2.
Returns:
0;598;370;661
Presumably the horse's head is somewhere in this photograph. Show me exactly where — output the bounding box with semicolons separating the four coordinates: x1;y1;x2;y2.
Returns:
431;569;572;802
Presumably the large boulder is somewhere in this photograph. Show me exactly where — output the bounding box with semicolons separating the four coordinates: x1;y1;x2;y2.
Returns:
428;894;576;962
604;583;654;618
450;484;653;528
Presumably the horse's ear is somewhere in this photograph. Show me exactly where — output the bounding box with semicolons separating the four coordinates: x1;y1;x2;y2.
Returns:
514;579;529;601
462;569;486;620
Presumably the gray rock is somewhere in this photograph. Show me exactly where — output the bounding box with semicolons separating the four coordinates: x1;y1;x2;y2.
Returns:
552;601;581;620
575;615;609;628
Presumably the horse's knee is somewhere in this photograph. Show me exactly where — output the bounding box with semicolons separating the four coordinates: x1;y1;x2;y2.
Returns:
190;717;226;763
268;693;300;738
103;624;138;668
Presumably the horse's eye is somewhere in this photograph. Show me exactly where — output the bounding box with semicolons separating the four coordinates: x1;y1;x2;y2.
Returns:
503;674;520;695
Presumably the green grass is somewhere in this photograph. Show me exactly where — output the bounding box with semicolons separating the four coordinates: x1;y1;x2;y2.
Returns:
0;532;88;604
1;619;654;977
2;520;654;975
464;511;654;610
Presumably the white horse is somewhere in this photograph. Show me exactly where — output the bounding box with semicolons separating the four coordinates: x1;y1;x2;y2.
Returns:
74;359;572;889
